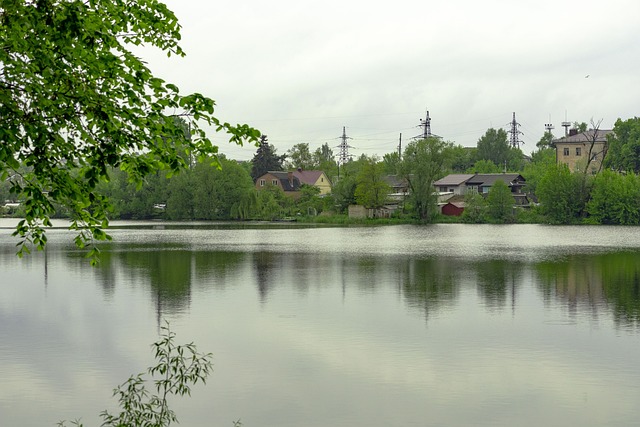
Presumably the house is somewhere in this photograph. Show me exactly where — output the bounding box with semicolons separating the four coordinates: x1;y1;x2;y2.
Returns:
554;128;613;173
255;171;302;198
434;174;475;195
464;173;526;197
383;175;409;202
292;169;332;195
435;173;529;215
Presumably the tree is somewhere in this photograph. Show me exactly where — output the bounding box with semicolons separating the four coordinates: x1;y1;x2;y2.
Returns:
587;170;640;225
191;157;254;220
354;156;390;209
447;145;476;173
399;137;452;221
58;324;217;427
330;175;357;214
476;128;511;168
522;147;556;200
573;122;588;133
605;117;640;173
461;191;486;223
250;135;286;181
286;143;315;170
312;143;338;181
475;128;523;171
382;152;401;175
536;164;585;223
0;0;260;259
486;179;514;223
466;159;501;174
536;131;556;149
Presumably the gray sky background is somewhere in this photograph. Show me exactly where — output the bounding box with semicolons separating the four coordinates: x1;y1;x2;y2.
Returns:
141;0;640;161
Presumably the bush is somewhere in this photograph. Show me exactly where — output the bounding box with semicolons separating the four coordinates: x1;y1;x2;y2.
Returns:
58;323;226;427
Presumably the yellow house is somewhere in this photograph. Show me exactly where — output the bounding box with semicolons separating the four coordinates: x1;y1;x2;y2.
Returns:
554;129;613;173
292;169;332;195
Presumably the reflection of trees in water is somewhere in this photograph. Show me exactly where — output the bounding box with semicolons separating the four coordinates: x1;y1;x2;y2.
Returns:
535;252;640;328
400;257;459;320
474;260;523;311
399;258;523;319
192;251;246;291
253;251;280;303
597;252;640;328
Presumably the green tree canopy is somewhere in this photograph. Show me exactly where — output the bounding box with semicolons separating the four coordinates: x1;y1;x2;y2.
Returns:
475;128;523;171
486;179;514;223
447;145;476;173
466;159;501;174
605;117;640;173
0;0;259;258
286;142;315;170
354;156;390;209
382;152;401;175
522;147;556;199
587;170;640;225
250;135;286;181
536;131;556;149
536;164;586;223
399;137;452;221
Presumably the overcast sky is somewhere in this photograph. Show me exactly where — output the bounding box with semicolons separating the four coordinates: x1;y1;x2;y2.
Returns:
141;0;640;161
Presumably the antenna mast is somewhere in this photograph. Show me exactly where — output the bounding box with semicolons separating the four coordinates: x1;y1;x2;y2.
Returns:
561;111;571;136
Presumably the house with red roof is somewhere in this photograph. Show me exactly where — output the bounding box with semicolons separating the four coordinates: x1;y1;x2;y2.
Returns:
292;168;332;195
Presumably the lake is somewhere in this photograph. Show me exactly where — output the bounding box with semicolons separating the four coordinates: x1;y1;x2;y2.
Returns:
1;221;640;426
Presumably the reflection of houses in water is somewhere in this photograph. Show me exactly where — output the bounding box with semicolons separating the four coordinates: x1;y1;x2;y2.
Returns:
537;258;606;316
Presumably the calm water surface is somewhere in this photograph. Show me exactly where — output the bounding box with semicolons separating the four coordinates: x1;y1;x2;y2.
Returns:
1;221;640;426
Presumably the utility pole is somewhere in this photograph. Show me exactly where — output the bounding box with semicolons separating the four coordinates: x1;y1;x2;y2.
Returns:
508;112;524;149
397;133;402;157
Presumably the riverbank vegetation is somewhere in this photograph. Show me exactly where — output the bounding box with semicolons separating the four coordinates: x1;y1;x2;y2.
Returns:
4;119;640;227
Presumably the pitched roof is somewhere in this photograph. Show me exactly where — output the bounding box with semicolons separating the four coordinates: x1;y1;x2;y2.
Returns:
264;171;301;191
553;129;613;144
466;173;524;186
433;174;475;186
383;174;407;188
292;169;326;186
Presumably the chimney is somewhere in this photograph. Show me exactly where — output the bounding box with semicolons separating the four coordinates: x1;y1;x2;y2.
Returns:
569;128;578;136
288;171;293;185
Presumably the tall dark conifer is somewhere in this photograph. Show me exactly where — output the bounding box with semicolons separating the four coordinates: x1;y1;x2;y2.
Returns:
250;135;286;181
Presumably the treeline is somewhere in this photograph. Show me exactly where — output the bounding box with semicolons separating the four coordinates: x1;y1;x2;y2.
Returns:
3;118;640;225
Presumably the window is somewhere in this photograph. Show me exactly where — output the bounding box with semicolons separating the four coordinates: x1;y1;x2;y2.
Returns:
576;147;582;156
563;147;569;156
259;179;266;186
272;179;278;186
439;186;448;192
321;177;324;182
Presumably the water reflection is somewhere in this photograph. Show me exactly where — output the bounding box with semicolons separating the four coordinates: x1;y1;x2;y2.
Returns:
3;224;640;426
536;252;640;328
73;244;640;329
400;257;459;319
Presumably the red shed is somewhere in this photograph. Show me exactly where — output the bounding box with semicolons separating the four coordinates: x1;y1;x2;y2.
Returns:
441;201;465;217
